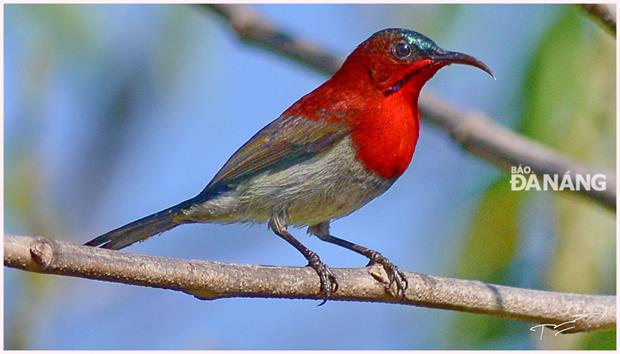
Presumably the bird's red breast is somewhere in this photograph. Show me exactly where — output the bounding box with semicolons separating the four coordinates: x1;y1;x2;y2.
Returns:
284;60;442;181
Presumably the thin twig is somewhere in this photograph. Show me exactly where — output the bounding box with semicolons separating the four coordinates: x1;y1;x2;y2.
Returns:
581;4;616;34
4;235;616;333
199;4;616;210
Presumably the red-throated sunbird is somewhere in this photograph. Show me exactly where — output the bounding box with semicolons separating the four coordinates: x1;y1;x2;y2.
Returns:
85;28;493;302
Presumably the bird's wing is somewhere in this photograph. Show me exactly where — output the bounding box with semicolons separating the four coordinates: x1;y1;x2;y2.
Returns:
202;115;350;193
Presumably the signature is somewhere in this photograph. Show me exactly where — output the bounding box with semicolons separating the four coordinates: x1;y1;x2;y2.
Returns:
529;314;587;340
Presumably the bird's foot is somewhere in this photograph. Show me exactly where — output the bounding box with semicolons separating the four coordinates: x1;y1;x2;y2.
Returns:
306;251;338;305
367;253;408;298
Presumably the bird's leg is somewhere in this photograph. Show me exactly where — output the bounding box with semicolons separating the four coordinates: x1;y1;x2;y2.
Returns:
269;214;338;304
309;222;408;298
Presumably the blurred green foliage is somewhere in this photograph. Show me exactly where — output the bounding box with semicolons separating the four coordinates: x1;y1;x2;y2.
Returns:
451;177;527;349
452;5;615;350
526;6;615;350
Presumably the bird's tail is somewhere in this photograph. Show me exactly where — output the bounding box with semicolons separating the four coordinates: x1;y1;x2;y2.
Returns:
84;198;197;250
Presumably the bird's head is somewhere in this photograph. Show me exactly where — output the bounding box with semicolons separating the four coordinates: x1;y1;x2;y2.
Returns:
338;28;493;95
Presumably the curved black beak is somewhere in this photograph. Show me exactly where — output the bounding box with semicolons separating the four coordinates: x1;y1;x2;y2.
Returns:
431;48;495;79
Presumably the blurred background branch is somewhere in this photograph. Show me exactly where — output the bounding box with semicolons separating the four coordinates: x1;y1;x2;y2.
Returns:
581;4;616;34
5;234;616;333
201;4;616;210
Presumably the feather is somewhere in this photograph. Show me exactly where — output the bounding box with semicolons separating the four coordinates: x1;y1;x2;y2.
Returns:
202;115;350;194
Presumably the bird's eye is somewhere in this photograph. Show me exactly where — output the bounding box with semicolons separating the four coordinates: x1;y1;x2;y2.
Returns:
391;40;412;60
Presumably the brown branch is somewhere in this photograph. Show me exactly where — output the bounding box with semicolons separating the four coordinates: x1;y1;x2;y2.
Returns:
418;94;617;208
581;4;616;34
199;4;616;210
202;4;342;76
5;234;616;333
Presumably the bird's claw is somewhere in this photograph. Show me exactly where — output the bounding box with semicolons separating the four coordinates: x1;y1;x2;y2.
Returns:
307;253;338;305
367;254;408;298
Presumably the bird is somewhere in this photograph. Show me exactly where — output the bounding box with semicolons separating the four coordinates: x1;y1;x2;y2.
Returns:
85;28;493;302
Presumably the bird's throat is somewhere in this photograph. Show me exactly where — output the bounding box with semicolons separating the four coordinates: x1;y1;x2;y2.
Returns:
386;68;421;95
385;63;442;96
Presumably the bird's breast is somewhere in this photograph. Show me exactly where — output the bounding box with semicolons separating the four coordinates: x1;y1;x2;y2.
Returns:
229;136;394;226
350;100;420;180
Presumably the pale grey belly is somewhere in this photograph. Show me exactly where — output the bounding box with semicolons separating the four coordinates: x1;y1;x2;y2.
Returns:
187;137;394;226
